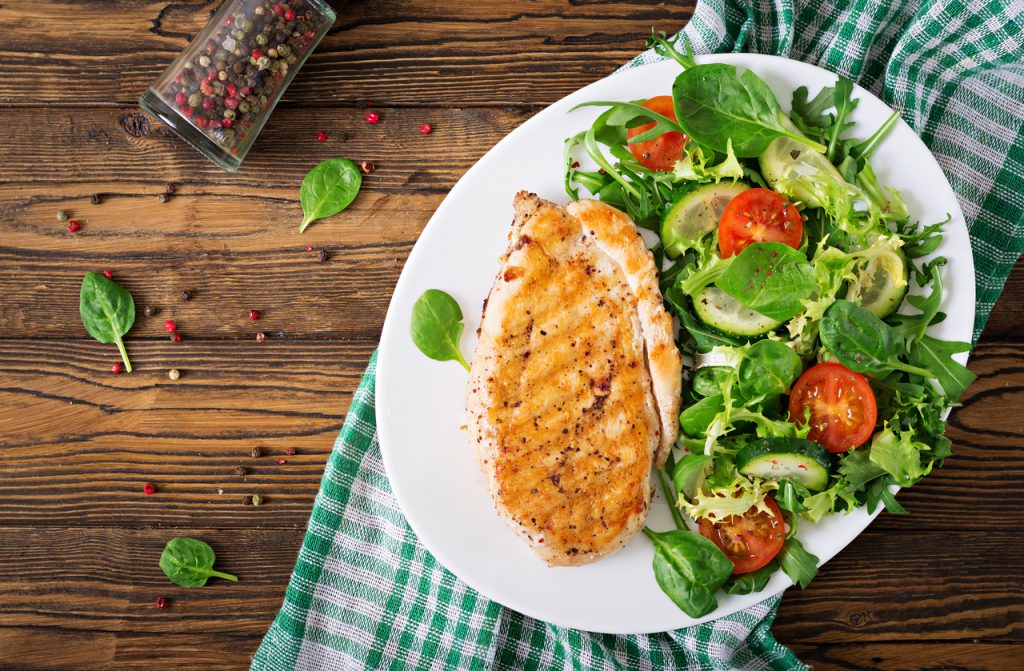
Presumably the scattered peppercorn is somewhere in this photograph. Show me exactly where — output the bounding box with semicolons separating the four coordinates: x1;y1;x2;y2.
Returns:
168;368;181;380
248;309;261;321
242;495;254;506
164;320;177;332
317;131;328;142
317;248;329;262
90;193;102;205
57;210;69;221
251;494;264;506
251;446;262;458
102;269;113;279
144;306;158;317
143;482;157;495
112;362;124;375
285;447;296;456
234;466;247;477
156;193;168;204
165;183;177;195
365;111;380;124
420;123;432;135
155;596;170;609
179;289;193;302
277;458;286;465
68;220;80;232
171;332;183;343
255;331;266;343
305;245;312;252
359;160;375;174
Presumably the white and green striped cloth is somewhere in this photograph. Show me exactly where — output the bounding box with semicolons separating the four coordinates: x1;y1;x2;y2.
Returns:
253;2;1023;669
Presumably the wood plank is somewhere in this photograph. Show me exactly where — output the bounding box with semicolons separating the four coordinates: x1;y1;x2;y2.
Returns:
0;339;1020;528
788;642;1022;671
980;257;1024;339
0;526;1017;646
0;1;693;108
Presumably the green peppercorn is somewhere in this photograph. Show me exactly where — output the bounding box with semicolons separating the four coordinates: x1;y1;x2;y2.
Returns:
238;101;251;114
277;44;292;58
287;54;297;65
239;18;252;31
251;494;264;506
223;108;236;120
232;29;245;40
254;5;265;15
188;92;203;107
256;33;268;46
267;47;278;59
56;209;69;221
198;55;211;67
218;70;228;81
156;193;168;204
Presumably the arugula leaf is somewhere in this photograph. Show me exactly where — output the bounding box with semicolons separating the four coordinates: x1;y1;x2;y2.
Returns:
299;158;362;233
672;64;827;157
826;77;859;162
779;537;819;588
410;290;471;371
775;479;812;515
907;335;976;401
791;85;834;134
79;271;136;373
716;242;816;321
646;31;698;70
724;560;779;595
889;260;945;342
642;528;734;617
865;475;908;515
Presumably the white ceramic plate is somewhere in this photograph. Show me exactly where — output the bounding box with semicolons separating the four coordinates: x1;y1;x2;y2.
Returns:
376;54;974;634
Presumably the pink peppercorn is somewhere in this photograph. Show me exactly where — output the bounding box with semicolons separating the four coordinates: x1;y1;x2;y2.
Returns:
420;123;432;135
241;86;253;97
284;8;296;21
278;458;286;465
226;83;237;98
222;118;234;129
175;91;187;106
68;220;80;232
224;97;239;109
155;596;169;609
102;269;112;279
112;362;124;375
182;106;195;118
195;116;209;129
273;3;285;15
365;111;380;124
143;482;157;495
202;98;215;110
171;332;183;343
164;320;177;333
248;309;261;321
251;48;264;60
317;131;328;142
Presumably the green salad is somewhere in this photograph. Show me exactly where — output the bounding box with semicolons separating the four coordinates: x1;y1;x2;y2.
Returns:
564;35;976;617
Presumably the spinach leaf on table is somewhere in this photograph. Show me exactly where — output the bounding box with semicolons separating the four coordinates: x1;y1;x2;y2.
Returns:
299;158;362;233
819;300;933;379
410;290;471;372
79;271;135;373
642;527;734;618
723;559;778;595
671;64;827;157
716;242;816;321
159;537;238;588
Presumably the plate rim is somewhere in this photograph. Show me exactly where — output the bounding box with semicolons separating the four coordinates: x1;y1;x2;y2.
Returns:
375;52;974;634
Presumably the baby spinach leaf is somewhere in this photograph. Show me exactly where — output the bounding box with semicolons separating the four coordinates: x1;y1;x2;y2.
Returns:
680;394;725;438
672;453;713;497
691;366;733;398
672;64;826;157
410;290;471;372
778;536;819;589
642;527;734;617
737;339;803;402
79;271;135;373
716;242;815;321
723;559;778;595
299;158;362;233
907;336;975;401
819;301;934;379
159;537;238;588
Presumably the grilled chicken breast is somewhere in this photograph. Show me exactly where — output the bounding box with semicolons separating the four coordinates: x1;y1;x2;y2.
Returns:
467;192;682;566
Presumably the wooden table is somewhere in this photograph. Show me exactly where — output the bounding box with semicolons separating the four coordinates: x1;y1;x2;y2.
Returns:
1;2;1021;669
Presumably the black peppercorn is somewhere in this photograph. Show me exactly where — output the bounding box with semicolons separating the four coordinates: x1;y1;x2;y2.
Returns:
250;446;262;458
179;289;193;302
242;495;254;505
90;193;102;205
317;249;329;262
234;466;247;477
143;306;158;317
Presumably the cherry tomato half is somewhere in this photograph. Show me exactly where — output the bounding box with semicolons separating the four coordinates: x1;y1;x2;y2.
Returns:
699;497;786;574
626;96;688;172
789;362;878;453
718;188;803;257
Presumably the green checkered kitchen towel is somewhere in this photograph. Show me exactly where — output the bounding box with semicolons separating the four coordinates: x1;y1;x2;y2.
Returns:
253;2;1023;669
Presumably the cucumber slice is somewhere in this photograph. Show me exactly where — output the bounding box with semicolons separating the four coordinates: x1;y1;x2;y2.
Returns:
691;286;784;337
661;182;749;257
736;438;835;491
759;118;843;208
845;246;908;318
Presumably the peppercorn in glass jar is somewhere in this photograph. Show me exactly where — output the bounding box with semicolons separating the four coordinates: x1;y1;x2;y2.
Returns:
140;0;335;171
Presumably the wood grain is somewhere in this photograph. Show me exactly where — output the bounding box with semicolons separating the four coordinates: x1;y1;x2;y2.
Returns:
0;339;1019;529
0;1;693;108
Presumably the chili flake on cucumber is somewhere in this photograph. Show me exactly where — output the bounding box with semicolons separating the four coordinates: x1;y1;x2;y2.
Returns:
564;33;976;618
